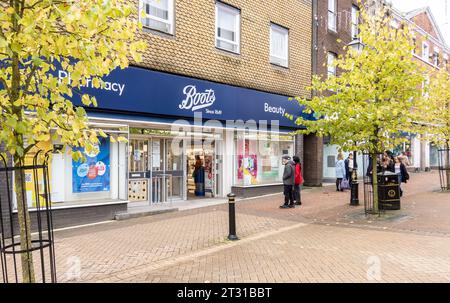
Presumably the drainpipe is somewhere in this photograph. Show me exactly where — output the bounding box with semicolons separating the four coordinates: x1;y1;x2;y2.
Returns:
312;0;318;81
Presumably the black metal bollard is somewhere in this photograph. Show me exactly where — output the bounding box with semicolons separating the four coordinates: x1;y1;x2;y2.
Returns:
350;151;360;206
227;193;238;241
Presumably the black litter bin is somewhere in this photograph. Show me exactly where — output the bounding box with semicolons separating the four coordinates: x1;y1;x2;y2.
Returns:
377;171;401;210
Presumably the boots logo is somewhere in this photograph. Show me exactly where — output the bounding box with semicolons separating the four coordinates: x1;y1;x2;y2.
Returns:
179;85;216;111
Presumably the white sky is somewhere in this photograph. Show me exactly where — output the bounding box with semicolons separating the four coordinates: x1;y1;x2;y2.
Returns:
390;0;450;45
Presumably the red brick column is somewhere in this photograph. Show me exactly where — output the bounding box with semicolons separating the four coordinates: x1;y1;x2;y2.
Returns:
303;134;323;186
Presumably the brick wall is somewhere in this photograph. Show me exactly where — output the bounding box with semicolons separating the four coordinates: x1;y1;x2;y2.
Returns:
316;0;360;79
303;134;323;186
409;12;450;72
411;12;440;41
132;0;312;99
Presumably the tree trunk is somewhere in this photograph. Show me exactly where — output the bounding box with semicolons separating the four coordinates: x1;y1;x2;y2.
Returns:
9;0;36;282
13;159;36;283
371;154;379;213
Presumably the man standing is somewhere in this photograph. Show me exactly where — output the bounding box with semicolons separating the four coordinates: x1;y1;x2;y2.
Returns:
280;155;295;209
344;153;352;182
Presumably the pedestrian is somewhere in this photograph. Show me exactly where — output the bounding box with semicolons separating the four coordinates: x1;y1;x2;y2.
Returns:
401;152;411;166
280;155;295;208
382;152;394;172
193;155;205;196
394;156;409;197
335;153;346;192
293;156;304;206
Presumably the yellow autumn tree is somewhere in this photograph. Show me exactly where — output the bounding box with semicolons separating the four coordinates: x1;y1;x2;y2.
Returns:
288;5;426;212
426;66;450;190
0;0;146;282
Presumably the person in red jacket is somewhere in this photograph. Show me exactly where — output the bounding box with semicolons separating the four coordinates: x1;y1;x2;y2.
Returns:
293;156;304;205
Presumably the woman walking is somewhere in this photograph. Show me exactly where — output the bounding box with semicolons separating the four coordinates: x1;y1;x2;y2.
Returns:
335;153;346;192
394;156;409;197
293;156;304;205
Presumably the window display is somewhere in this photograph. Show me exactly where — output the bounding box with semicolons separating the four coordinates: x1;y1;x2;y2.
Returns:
235;133;294;186
72;137;111;193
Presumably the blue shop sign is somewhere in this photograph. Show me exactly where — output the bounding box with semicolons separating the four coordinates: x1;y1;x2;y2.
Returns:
57;66;311;128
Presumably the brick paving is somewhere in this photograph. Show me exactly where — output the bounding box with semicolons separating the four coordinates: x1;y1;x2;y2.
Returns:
5;171;449;282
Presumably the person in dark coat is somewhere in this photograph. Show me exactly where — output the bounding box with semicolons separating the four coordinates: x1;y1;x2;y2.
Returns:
394;156;409;197
280;155;295;208
344;153;353;181
193;156;205;196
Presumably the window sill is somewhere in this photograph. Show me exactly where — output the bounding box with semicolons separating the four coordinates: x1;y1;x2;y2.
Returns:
13;200;129;213
142;27;175;39
232;183;284;188
270;62;289;71
215;47;241;58
327;28;338;35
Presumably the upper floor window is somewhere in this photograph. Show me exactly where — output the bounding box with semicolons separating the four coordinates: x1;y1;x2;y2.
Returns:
444;54;449;68
215;2;240;54
351;5;359;39
270;23;289;67
433;49;440;66
327;52;337;78
422;42;429;62
139;0;174;35
328;0;337;32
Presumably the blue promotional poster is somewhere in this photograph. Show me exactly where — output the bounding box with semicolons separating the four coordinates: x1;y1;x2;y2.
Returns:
72;137;110;193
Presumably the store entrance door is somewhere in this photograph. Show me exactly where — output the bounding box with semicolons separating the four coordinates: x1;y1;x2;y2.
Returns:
186;141;217;200
128;136;185;204
150;138;184;204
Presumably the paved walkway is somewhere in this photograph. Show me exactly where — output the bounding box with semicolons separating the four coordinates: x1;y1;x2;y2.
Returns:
13;170;449;283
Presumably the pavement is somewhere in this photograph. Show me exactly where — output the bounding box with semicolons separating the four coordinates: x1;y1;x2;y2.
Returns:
5;170;450;283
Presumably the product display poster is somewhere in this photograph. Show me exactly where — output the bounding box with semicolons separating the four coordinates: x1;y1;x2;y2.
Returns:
152;141;161;168
204;155;213;191
72;137;110;193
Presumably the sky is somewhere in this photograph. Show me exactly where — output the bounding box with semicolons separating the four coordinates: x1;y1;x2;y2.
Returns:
389;0;450;45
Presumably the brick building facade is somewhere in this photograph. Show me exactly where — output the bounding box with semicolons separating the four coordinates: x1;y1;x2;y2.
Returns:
395;7;450;171
318;0;450;181
133;0;312;100
130;0;323;186
1;0;320;230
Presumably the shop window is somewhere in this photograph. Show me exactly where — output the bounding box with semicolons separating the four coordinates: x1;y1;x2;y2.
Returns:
215;2;240;54
71;137;111;194
235;133;294;186
270;23;289;67
140;0;174;35
327;155;336;168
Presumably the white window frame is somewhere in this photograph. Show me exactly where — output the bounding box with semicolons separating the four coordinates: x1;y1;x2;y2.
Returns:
433;48;440;66
215;2;241;54
328;0;337;32
422;42;430;62
351;5;359;39
327;52;337;78
270;23;289;68
139;0;174;35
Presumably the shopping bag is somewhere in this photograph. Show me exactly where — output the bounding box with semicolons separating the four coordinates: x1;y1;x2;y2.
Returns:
341;178;350;190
